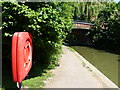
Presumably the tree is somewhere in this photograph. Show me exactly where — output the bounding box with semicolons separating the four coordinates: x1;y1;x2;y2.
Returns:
2;2;74;67
88;2;120;49
73;2;107;22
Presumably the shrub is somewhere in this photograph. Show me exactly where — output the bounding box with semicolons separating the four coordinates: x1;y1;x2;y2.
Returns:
88;2;120;49
2;2;73;67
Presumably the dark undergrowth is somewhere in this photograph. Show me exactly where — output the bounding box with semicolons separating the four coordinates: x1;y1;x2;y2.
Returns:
2;55;60;89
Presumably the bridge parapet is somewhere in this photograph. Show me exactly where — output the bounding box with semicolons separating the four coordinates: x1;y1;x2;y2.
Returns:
73;21;94;30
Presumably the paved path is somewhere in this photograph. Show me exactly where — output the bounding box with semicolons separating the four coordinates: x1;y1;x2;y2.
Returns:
44;46;118;88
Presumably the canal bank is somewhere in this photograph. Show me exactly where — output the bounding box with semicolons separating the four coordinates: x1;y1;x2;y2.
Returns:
44;46;118;88
71;46;119;86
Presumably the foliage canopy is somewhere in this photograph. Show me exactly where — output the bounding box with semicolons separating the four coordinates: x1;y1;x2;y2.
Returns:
88;2;120;49
2;2;73;67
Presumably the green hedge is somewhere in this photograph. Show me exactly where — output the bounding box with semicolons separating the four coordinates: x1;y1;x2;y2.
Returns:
2;2;73;67
88;2;120;50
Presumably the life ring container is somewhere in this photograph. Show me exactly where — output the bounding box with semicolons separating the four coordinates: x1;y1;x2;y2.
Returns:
12;32;32;83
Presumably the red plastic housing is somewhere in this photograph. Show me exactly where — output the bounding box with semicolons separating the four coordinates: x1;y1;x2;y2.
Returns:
12;32;32;83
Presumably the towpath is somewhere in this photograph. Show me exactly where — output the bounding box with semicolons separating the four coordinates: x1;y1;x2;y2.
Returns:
44;46;118;88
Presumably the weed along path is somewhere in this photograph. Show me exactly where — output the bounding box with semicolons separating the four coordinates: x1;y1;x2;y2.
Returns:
44;46;118;88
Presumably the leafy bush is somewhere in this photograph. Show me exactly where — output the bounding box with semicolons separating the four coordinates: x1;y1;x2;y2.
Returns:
2;2;74;88
2;2;73;67
88;2;120;49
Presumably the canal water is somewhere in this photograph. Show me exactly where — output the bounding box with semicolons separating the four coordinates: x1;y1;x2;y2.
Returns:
71;46;119;86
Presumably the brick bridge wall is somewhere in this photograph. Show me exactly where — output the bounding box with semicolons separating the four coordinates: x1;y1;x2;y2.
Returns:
74;23;92;29
71;29;92;45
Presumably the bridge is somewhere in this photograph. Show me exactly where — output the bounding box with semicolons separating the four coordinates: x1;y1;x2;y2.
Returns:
67;21;94;46
73;21;94;30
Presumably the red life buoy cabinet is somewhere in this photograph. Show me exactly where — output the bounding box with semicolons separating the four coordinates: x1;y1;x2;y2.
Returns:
12;32;32;83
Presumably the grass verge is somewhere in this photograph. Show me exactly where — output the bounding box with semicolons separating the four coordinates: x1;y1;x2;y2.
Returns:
22;69;53;88
2;64;55;89
2;55;60;89
67;47;75;52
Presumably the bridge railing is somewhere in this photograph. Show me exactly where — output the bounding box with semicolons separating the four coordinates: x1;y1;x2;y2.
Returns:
73;21;94;30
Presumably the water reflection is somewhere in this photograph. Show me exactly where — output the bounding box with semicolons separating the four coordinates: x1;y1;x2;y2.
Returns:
71;46;119;86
